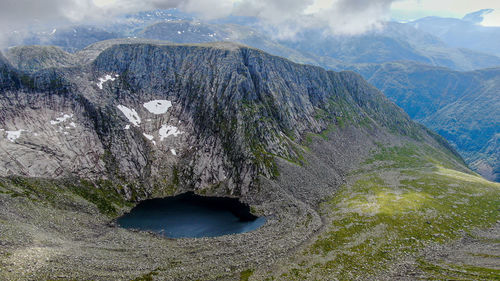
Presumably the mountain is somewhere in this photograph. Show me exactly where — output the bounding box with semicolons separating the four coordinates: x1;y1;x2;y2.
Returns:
356;61;500;181
276;21;500;71
138;20;319;66
2;42;498;280
5;9;500;72
0;42;426;197
94;17;500;182
5;45;77;73
4;12;499;183
128;18;500;71
409;10;500;57
7;26;120;53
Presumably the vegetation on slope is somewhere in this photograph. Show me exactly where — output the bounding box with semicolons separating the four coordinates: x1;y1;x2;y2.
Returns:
269;142;500;280
357;62;500;182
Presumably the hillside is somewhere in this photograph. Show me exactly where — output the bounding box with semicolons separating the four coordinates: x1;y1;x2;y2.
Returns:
5;45;78;73
356;62;500;182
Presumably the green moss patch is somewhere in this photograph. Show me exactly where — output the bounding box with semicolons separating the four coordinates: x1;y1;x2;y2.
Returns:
275;143;500;280
0;177;131;217
240;269;254;281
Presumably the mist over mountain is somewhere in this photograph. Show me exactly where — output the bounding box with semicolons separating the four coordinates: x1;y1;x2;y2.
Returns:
5;9;500;71
409;9;500;57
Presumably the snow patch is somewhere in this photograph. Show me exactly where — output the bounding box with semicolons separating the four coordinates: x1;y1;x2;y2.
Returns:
143;133;156;145
124;124;130;130
117;105;141;127
143;100;172;114
170;149;177;155
159;125;183;141
6;130;24;142
96;74;119;89
50;114;73;125
69;122;76;128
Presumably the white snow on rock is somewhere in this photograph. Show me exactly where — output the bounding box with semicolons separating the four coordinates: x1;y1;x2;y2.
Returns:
159;125;183;141
69;122;76;128
117;105;141;127
170;149;177;155
124;124;130;130
143;133;156;145
143;100;172;114
96;74;119;89
50;114;73;125
6;130;24;142
143;133;154;141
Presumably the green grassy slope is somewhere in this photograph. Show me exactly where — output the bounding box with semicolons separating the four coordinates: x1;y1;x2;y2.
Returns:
261;141;500;280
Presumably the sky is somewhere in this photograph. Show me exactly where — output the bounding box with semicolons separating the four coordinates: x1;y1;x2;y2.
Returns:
0;0;499;38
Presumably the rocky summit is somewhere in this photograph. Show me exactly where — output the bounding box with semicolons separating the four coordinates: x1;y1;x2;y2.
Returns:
0;42;498;280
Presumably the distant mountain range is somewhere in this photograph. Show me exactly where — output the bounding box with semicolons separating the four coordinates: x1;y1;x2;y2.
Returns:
408;9;500;57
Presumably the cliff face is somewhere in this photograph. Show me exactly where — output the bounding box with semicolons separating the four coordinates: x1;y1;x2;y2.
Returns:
0;43;456;200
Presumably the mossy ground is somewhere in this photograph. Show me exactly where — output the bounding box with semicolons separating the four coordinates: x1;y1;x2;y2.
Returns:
0;177;132;217
271;143;500;280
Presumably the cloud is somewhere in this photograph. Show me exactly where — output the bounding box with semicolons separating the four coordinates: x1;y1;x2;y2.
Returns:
233;0;396;38
0;0;398;42
391;0;500;25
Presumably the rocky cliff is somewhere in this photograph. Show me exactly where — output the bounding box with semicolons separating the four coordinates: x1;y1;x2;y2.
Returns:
1;42;450;201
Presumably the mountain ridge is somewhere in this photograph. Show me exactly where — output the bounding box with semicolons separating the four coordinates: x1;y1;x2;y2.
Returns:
1;42;437;198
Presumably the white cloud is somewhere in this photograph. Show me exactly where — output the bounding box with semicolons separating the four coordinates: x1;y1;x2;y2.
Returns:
391;0;500;26
481;9;500;26
0;0;399;39
234;0;395;38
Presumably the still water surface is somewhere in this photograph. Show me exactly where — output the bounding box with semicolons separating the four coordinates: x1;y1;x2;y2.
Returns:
117;192;266;238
